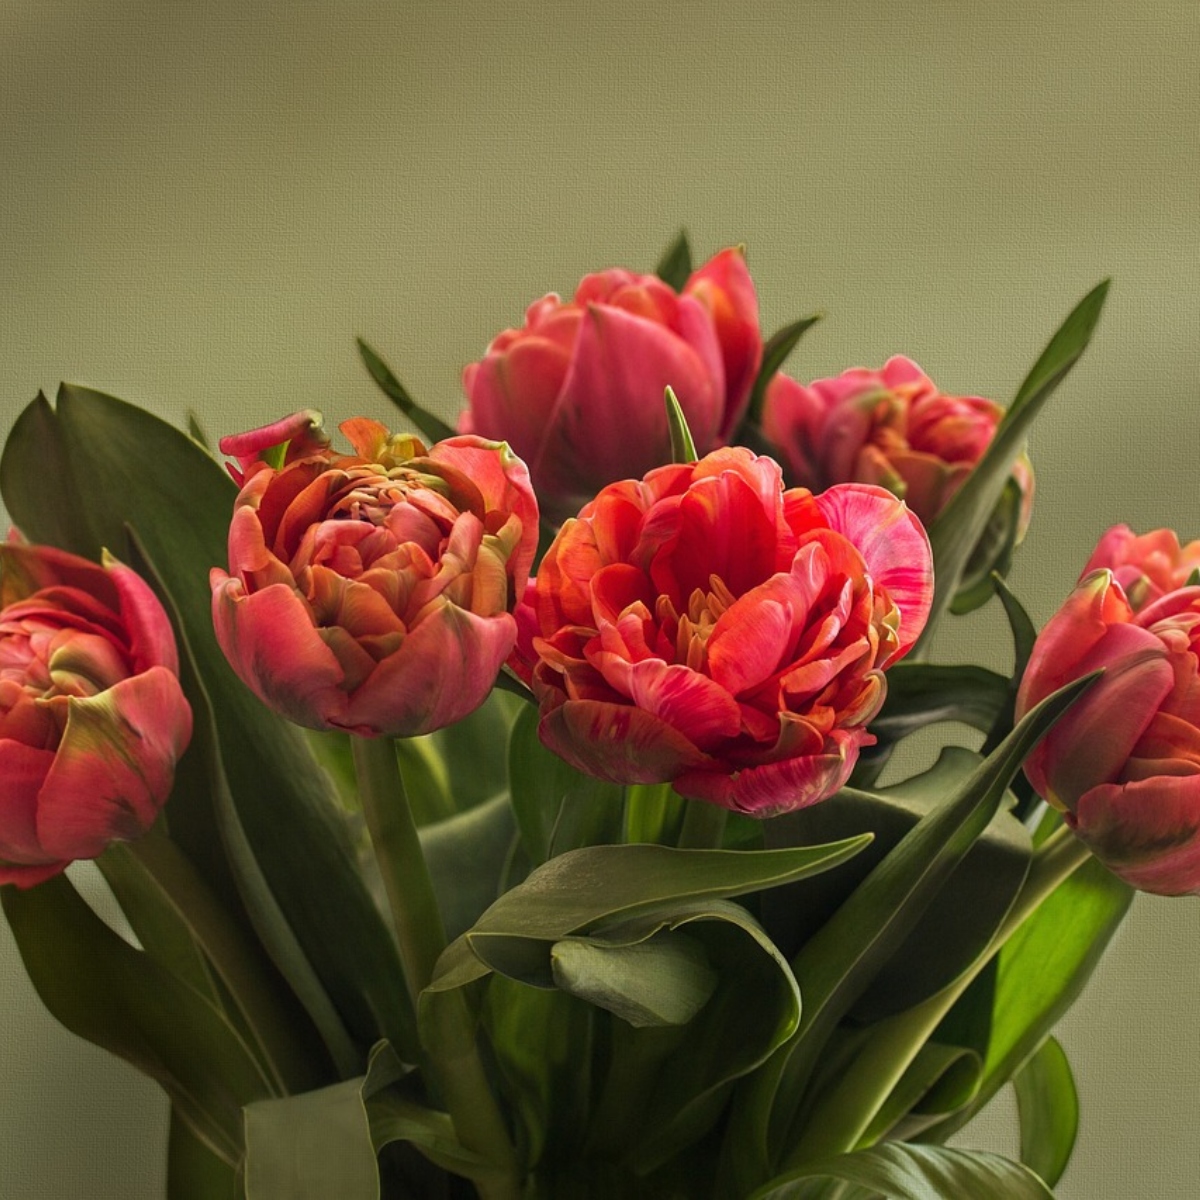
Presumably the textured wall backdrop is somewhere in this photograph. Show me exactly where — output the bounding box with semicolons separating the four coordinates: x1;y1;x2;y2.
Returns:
2;1;1199;1195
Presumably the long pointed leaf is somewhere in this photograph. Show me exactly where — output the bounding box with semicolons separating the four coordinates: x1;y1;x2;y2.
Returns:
920;281;1109;645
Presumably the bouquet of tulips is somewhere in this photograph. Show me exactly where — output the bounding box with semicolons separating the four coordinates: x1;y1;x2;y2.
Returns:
1;232;1191;1200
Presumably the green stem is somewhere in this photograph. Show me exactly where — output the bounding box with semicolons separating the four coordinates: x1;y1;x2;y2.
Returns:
677;797;728;849
352;735;447;1006
780;829;1093;1166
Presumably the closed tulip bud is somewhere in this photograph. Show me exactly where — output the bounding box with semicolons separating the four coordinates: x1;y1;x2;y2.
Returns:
1017;567;1200;896
0;539;192;887
461;250;761;523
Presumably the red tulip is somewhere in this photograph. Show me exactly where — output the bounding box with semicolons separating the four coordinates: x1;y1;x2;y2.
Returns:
1017;568;1200;895
1081;524;1200;612
528;448;932;816
0;539;192;887
461;250;761;523
210;413;538;737
761;356;1034;533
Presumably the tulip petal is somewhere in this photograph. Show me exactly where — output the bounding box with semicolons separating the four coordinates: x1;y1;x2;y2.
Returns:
106;556;180;674
342;603;516;737
538;697;713;786
210;570;349;730
535;302;722;510
37;669;192;861
814;483;933;662
0;739;57;864
1074;775;1200;896
676;728;864;817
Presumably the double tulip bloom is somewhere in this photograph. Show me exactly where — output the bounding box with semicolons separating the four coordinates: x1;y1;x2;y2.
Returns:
1018;526;1200;896
0;540;192;887
762;355;1035;533
526;448;933;816
210;412;538;738
461;249;761;524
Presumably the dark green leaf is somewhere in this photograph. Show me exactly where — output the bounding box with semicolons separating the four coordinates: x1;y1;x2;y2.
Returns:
744;315;823;426
1014;1035;1078;1188
167;1108;241;1200
507;701;626;866
654;228;693;291
419;792;519;942
920;280;1110;647
748;1143;1054;1200
2;874;274;1168
765;747;1031;1024
949;477;1024;615
924;853;1131;1144
1;386;411;1061
356;338;457;444
732;675;1093;1184
867;663;1010;743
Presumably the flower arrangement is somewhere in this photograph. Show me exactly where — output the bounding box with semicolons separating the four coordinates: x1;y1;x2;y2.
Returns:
0;231;1187;1199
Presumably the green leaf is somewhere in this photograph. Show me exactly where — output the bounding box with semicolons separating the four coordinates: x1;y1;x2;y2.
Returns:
923;853;1131;1144
356;337;458;444
764;748;1031;1023
744;315;823;426
419;791;519;942
427;838;872;997
1013;1035;1078;1188
655;228;693;291
2;874;275;1168
507;701;626;866
727;675;1094;1188
867;663;1010;743
748;1143;1054;1200
243;1042;407;1199
167;1108;241;1200
426;688;523;814
920;280;1110;647
666;386;699;463
550;924;718;1028
0;385;411;1061
948;477;1024;615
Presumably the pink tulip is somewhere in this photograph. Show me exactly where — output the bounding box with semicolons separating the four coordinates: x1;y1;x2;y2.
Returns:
460;250;761;523
761;356;1034;533
1017;569;1200;895
210;413;538;738
528;448;933;817
1081;524;1200;612
0;539;193;888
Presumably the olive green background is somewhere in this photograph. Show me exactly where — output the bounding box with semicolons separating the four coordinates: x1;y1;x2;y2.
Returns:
2;2;1198;1195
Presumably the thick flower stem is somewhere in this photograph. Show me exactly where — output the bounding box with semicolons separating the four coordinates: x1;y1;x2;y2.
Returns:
779;828;1094;1167
352;735;447;1007
677;797;728;849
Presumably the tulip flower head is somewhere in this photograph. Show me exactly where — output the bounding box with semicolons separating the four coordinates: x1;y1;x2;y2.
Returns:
527;448;933;817
1017;566;1200;895
0;539;193;887
461;249;762;523
762;355;1034;535
211;412;538;738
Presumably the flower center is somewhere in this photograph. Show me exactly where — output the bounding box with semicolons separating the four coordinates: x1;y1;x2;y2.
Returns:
655;574;737;673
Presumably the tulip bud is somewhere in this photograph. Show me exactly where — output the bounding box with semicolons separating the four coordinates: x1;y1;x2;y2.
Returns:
211;413;538;738
0;539;193;887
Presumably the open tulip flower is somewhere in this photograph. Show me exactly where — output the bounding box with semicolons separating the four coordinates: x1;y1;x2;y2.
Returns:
0;539;192;887
528;447;933;816
1018;565;1200;895
210;411;539;737
461;248;761;523
762;355;1035;534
